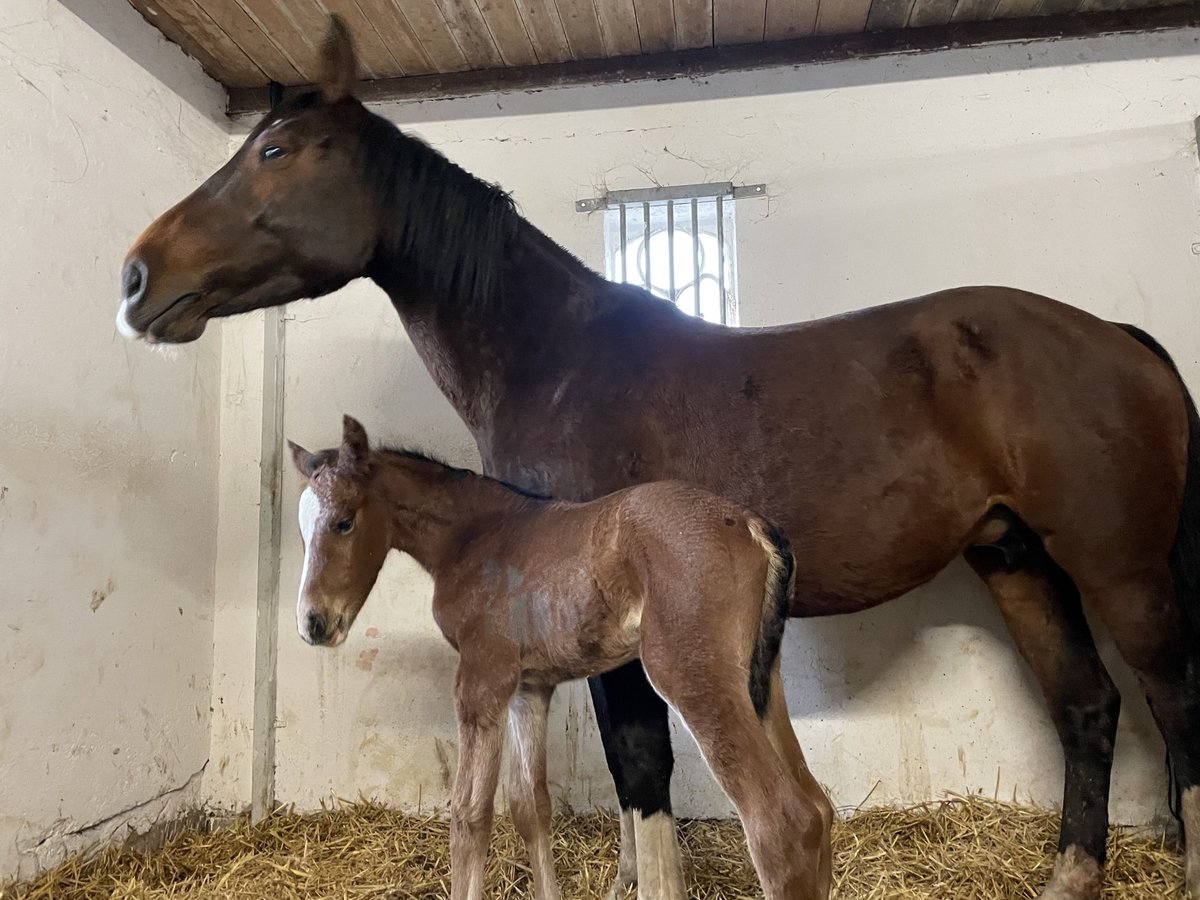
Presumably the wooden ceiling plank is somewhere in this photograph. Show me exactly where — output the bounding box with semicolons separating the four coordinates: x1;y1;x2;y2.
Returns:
1037;0;1084;14
513;0;573;61
592;0;642;54
991;0;1042;17
765;0;820;38
228;4;1200;112
189;0;301;83
908;0;959;26
127;0;235;82
354;0;437;74
633;0;676;52
1077;0;1122;11
229;0;321;81
391;0;471;71
715;0;766;44
144;0;267;86
434;0;506;69
866;0;916;29
949;0;1000;23
815;0;873;34
556;0;609;57
470;0;538;66
674;0;714;49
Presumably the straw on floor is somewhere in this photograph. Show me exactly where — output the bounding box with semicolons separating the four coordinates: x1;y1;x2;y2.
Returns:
5;795;1184;899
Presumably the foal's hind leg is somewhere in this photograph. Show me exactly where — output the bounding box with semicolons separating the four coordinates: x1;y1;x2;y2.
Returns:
1076;572;1200;897
506;684;561;900
966;548;1119;900
642;656;831;899
765;663;835;831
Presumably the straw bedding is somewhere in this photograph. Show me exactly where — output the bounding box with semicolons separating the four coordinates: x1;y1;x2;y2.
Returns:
5;795;1184;899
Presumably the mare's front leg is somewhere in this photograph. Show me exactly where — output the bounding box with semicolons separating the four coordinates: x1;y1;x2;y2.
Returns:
506;684;562;900
589;661;684;900
451;657;518;900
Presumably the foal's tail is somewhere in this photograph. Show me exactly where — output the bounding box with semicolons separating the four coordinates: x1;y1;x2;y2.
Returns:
746;517;796;719
1115;323;1200;637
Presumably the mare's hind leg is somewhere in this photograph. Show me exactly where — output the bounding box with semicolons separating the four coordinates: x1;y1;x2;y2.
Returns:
588;662;682;900
966;545;1119;900
1075;571;1200;897
506;684;561;900
641;654;831;899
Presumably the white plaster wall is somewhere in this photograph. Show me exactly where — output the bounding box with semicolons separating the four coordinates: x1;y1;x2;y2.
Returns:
214;29;1200;827
0;0;228;882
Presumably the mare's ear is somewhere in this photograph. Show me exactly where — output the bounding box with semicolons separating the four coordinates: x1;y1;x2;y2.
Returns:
339;415;370;475
319;15;358;103
288;440;323;477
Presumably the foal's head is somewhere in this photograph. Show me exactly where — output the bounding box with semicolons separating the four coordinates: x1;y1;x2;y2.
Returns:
289;416;389;647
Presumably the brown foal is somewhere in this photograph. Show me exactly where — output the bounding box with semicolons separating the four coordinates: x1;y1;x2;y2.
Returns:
289;416;833;900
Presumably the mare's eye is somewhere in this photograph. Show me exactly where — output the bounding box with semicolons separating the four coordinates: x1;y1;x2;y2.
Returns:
333;517;354;534
261;145;288;161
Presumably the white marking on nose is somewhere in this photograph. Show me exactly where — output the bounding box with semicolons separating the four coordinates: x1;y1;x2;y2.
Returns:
297;486;321;640
115;300;141;340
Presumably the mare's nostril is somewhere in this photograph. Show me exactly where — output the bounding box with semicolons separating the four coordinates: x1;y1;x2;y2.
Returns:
122;258;148;305
306;609;326;643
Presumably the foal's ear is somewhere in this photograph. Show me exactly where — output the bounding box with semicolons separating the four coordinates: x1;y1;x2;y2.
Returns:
339;415;370;475
318;15;358;103
288;440;323;478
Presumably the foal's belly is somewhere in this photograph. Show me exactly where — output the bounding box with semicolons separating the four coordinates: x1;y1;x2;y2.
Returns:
516;601;643;687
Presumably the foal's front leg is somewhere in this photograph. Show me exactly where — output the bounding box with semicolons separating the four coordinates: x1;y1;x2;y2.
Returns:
451;660;517;900
506;684;561;900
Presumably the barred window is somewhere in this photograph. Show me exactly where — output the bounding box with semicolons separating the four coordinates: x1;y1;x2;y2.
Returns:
577;182;764;326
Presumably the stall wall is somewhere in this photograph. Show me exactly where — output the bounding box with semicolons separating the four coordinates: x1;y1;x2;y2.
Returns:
211;29;1200;827
0;0;228;881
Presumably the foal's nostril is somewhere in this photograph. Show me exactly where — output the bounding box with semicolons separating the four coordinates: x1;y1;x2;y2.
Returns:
306;609;327;643
122;258;148;305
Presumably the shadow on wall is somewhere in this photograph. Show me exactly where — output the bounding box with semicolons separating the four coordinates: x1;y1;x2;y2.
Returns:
57;0;226;123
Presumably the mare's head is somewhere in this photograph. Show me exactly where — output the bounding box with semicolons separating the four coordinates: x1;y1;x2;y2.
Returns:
117;16;517;344
289;415;390;647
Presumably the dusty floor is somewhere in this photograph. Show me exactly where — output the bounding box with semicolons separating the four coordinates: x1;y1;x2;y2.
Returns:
4;796;1185;899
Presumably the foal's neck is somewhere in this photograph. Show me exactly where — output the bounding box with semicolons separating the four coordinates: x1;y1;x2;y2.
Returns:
373;452;536;577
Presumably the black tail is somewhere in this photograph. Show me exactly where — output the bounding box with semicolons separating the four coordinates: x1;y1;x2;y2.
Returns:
748;520;796;719
1116;322;1200;829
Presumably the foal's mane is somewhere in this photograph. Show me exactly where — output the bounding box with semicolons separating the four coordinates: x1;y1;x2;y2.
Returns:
377;446;549;501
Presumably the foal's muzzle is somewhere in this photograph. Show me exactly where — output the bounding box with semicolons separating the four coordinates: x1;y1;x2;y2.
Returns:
302;608;346;647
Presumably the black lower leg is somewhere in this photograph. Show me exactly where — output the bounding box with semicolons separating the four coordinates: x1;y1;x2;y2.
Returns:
1054;685;1120;863
588;659;674;817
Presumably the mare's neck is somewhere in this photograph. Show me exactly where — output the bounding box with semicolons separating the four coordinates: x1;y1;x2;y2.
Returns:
374;454;535;578
372;220;612;434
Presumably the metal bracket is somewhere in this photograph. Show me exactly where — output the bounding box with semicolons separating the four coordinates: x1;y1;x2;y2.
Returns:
575;181;766;213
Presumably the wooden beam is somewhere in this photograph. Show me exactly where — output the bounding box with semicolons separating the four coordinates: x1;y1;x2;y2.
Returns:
228;3;1200;115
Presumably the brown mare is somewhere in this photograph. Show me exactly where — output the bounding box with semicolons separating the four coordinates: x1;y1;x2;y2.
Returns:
118;17;1200;900
289;416;833;900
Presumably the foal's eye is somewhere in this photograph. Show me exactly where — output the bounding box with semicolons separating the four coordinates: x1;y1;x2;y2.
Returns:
260;145;288;161
333;517;354;534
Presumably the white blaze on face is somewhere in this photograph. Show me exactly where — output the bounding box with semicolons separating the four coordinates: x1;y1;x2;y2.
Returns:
297;486;322;639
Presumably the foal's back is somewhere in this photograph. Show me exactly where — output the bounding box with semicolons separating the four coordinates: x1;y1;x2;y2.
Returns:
433;480;779;685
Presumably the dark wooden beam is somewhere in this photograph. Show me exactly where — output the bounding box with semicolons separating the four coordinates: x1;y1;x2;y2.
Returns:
227;3;1200;116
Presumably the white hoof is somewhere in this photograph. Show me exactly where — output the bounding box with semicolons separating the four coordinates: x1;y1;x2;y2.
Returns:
1037;845;1103;900
604;809;638;900
635;811;686;900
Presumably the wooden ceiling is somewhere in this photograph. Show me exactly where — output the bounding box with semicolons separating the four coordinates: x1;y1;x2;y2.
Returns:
126;0;1200;112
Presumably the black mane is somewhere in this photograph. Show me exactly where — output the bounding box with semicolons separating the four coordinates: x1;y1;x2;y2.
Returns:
356;111;520;310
